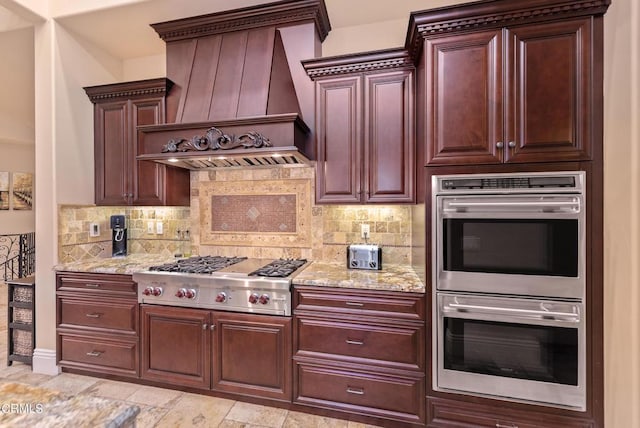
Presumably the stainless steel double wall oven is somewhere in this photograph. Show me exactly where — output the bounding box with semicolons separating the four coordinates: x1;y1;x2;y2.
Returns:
432;171;586;410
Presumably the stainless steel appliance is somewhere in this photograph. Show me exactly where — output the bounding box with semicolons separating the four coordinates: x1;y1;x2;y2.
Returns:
432;171;587;410
433;171;585;300
436;293;585;410
132;256;309;316
347;244;382;270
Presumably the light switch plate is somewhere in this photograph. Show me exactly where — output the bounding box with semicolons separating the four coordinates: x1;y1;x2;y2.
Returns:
156;221;164;235
147;221;155;234
89;223;100;237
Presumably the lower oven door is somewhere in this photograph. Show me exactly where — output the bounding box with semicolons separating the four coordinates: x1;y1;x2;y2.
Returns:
435;293;585;411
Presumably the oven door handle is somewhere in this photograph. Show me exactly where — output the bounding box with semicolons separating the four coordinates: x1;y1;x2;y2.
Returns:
445;303;580;322
443;200;580;212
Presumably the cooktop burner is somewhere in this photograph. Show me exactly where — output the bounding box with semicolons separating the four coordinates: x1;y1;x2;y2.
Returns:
149;256;247;274
249;259;308;278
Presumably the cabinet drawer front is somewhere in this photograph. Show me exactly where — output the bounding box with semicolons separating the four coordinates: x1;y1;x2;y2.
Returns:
295;287;425;320
296;318;423;370
57;272;136;296
296;362;424;423
59;334;138;376
58;298;138;334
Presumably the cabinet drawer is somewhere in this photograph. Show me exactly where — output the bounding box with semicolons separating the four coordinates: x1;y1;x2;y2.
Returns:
56;272;136;296
296;317;424;371
58;297;138;334
58;333;138;377
427;397;594;428
296;362;424;424
294;287;425;321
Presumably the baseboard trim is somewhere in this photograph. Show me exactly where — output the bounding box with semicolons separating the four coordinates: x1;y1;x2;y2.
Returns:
32;348;60;375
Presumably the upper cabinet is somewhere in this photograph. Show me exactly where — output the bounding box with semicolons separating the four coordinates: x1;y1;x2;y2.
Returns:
303;49;415;204
85;79;190;206
408;0;608;166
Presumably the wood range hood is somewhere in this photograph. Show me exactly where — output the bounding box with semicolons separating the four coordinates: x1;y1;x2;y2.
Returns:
137;0;330;170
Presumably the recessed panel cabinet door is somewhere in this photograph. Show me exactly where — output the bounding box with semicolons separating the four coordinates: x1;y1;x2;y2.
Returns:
94;101;130;205
425;30;503;165
315;76;362;203
505;18;592;163
141;305;211;389
364;71;415;203
131;98;166;205
212;312;292;401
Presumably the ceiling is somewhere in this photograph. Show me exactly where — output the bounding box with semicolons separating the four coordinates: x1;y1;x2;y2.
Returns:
53;0;445;60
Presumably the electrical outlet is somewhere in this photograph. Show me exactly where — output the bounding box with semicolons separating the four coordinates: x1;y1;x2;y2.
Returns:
360;223;370;239
89;223;100;237
156;221;164;235
147;221;155;234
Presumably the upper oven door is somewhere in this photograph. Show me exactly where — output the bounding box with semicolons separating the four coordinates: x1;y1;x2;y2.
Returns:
435;194;585;299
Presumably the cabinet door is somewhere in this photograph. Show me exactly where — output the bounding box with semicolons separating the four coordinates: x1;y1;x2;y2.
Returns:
424;30;503;165
505;18;592;163
94;100;130;205
212;312;292;401
364;71;415;203
141;305;210;389
131;98;166;205
315;76;362;203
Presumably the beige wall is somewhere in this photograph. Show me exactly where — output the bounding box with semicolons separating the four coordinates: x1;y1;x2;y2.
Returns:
603;0;640;426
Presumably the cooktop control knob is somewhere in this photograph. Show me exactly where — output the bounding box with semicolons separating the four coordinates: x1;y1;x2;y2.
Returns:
215;292;228;303
175;288;186;298
185;289;196;299
152;287;163;296
142;286;154;296
248;293;260;304
258;294;270;305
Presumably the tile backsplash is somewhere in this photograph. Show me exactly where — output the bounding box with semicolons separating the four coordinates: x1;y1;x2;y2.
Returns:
59;165;414;265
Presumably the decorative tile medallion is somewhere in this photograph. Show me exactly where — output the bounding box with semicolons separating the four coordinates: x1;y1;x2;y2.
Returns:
211;194;297;233
199;179;311;248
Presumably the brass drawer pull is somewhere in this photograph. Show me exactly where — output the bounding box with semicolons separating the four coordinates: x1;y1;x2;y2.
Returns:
85;313;102;318
85;283;101;288
346;387;364;395
345;301;364;307
496;424;518;428
346;339;364;345
86;351;103;357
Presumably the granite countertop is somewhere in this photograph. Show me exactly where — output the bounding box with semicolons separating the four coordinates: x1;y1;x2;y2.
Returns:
53;254;177;275
293;261;425;293
0;382;139;427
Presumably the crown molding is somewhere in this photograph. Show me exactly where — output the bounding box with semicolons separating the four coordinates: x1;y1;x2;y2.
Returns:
83;78;173;103
302;48;413;80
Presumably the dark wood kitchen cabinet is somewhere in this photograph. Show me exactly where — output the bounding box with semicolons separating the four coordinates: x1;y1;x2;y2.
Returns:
84;78;189;206
56;272;139;378
293;286;426;425
414;17;596;166
140;305;292;400
303;49;415;204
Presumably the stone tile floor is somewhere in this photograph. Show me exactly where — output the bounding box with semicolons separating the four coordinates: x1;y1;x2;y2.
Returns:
0;282;381;427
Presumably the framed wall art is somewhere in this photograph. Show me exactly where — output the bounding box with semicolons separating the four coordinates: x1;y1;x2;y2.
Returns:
11;172;33;210
0;172;8;210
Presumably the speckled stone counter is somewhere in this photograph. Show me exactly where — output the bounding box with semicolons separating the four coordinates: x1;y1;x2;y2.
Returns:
53;254;178;275
293;262;425;293
0;382;139;427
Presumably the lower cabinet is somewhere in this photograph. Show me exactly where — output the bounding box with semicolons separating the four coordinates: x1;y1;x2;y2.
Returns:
56;272;139;378
427;397;595;428
140;305;292;401
293;286;427;425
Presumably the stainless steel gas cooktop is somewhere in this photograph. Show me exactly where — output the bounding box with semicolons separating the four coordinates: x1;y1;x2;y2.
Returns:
132;256;310;316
